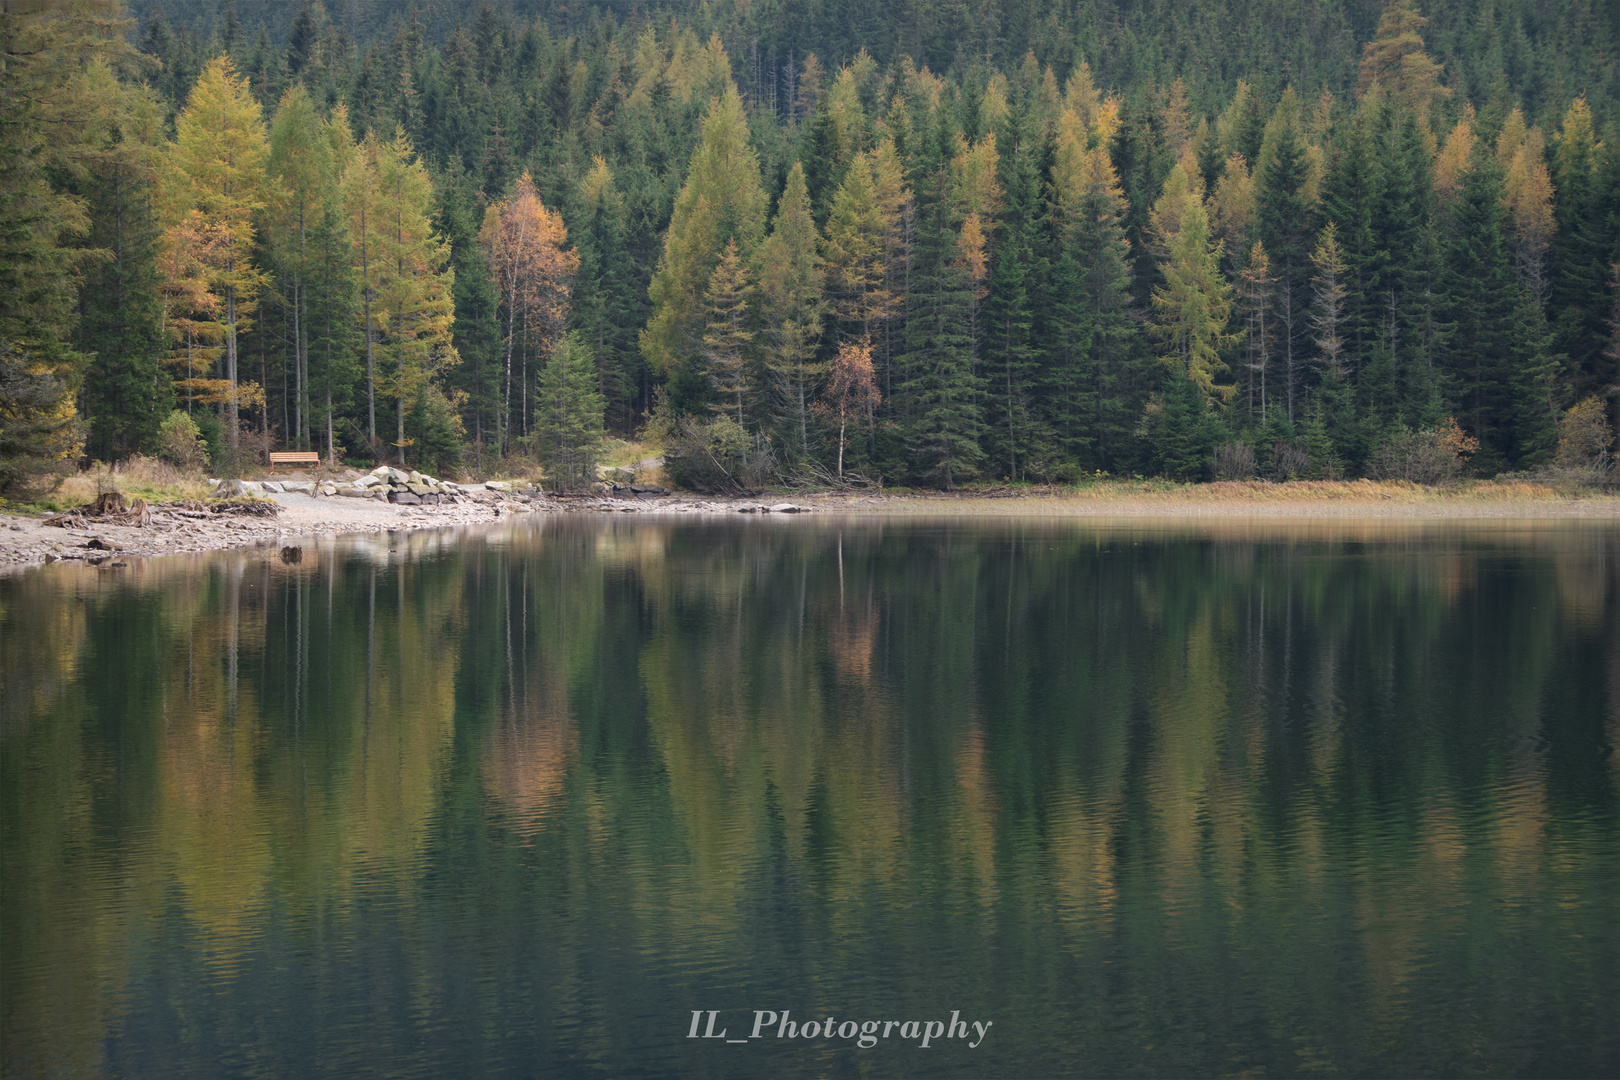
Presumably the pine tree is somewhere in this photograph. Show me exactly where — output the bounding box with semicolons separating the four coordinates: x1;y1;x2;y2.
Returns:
900;112;983;488
434;170;499;469
161;55;269;447
1549;98;1611;401
982;102;1042;478
570;157;641;430
1319;99;1381;367
642;84;768;400
79;72;170;461
756;163;826;460
1440;139;1516;468
822;152;892;341
700;239;755;427
1254;91;1314;421
535;332;605;488
1150;163;1237;407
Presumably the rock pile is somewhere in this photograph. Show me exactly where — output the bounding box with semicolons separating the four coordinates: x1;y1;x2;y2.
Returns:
215;467;494;505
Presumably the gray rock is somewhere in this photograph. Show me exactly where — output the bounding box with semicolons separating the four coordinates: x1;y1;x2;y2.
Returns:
736;505;760;513
385;467;409;485
485;480;512;491
281;481;315;495
390;491;422;505
356;473;382;488
337;486;375;498
768;503;804;513
320;482;337;496
211;479;250;498
259;481;283;493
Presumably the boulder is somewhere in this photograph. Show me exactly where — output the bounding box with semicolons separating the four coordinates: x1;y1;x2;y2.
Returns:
259;481;283;493
629;484;666;495
320;482;338;496
485;480;512;491
389;491;422;505
356;473;382;488
386;467;409;485
282;481;315;495
211;479;250;498
337;486;374;498
736;505;760;513
406;483;435;495
768;503;804;513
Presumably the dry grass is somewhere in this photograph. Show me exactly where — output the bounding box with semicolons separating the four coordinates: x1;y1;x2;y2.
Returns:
32;456;215;512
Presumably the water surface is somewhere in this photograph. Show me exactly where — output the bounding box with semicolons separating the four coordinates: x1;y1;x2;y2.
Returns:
3;516;1617;1078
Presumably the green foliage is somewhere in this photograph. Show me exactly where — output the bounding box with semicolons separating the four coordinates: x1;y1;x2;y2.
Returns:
157;409;209;470
534;333;605;489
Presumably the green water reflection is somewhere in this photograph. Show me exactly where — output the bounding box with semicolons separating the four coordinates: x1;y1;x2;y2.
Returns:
2;517;1617;1078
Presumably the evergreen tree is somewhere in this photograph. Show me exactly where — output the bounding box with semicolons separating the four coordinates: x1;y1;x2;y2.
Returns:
982;102;1042;478
1254;91;1314;421
643;85;768;406
570;157;641;431
756;163;826;460
434;170;500;467
1549;98;1611;401
79;74;170;461
1440;140;1515;467
899;112;983;488
535;332;606;488
1150;163;1238;407
699;239;755;427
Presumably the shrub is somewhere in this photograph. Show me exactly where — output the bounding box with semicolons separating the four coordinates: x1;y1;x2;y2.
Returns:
1554;396;1614;474
663;414;776;493
1367;418;1478;484
1213;441;1256;480
157;410;210;472
1270;440;1310;480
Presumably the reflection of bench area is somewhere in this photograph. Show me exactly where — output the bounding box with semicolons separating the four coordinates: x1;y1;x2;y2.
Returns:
268;452;320;469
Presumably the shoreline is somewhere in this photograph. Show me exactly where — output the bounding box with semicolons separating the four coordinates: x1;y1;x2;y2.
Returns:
3;481;1616;573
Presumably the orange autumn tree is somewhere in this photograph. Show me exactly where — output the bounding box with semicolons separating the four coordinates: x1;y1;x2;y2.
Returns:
480;170;576;452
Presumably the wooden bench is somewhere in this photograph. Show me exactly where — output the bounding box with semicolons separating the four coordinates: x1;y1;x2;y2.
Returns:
268;452;321;470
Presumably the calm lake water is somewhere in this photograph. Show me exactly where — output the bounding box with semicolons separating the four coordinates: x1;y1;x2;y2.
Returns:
2;516;1617;1078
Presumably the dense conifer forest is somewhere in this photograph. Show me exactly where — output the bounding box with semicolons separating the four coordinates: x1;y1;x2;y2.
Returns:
2;0;1616;494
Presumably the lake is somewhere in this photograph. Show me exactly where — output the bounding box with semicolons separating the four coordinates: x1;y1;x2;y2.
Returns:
2;516;1617;1078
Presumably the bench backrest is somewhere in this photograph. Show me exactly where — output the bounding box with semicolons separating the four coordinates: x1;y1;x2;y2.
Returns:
268;452;321;464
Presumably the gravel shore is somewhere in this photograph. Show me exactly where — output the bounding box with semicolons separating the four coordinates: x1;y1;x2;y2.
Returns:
3;482;1615;573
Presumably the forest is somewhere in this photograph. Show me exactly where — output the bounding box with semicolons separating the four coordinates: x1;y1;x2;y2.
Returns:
1;0;1616;495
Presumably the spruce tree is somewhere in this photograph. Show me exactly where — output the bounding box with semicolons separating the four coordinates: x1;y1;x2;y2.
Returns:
79;78;170;461
1549;98;1611;401
570;157;641;430
1254;93;1314;421
899;112;983;488
982;102;1042;478
434;170;501;466
1440;140;1515;468
536;332;606;488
